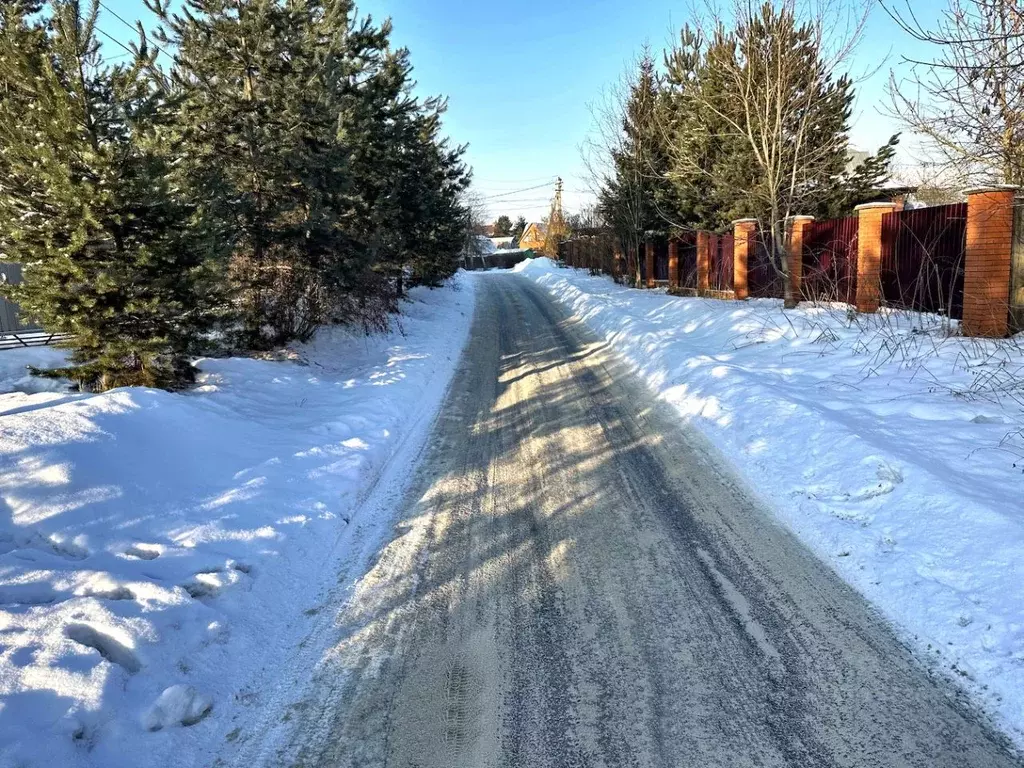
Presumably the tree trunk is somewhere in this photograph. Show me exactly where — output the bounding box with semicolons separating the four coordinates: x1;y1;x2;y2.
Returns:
772;215;798;310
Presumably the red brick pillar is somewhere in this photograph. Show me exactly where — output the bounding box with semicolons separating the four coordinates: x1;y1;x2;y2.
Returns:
645;241;655;288
854;202;897;313
697;231;710;294
963;186;1017;337
613;245;623;279
668;239;679;289
786;215;814;307
732;219;757;300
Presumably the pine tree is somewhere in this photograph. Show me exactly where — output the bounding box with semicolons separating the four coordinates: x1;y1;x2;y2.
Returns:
146;0;376;346
493;215;512;236
598;49;673;284
510;215;527;245
0;0;212;390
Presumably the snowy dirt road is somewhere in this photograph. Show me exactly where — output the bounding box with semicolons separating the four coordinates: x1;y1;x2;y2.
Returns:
253;274;1020;767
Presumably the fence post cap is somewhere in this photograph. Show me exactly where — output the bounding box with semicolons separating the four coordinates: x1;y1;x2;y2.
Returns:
963;184;1019;196
854;201;898;212
731;217;759;224
786;214;815;221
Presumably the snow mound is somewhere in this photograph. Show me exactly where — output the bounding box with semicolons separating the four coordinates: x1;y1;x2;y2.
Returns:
142;685;212;731
0;346;71;395
0;274;475;767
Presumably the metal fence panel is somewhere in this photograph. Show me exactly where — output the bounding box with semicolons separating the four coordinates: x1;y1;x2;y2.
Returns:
0;262;38;333
676;234;698;290
880;203;967;318
708;233;734;292
749;237;785;298
653;238;670;282
803;215;859;304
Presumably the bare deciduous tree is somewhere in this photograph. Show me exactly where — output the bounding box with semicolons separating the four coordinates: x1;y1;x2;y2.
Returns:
885;0;1024;185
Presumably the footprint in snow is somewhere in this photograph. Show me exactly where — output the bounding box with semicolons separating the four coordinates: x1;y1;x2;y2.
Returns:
124;543;161;561
64;623;141;674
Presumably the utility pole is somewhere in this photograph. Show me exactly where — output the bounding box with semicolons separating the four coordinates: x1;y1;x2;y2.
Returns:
548;177;566;246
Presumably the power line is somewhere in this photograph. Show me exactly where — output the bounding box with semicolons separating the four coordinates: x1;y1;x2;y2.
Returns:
471;175;556;185
95;25;137;58
97;0;172;62
479;182;554;201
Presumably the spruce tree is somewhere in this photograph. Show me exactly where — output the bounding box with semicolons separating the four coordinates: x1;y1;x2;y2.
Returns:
0;0;212;390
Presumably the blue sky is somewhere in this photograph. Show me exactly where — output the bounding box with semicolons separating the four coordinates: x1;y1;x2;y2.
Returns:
97;0;945;222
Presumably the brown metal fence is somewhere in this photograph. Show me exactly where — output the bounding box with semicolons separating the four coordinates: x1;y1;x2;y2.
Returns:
652;238;670;282
708;233;734;292
748;237;785;298
880;203;967;318
677;234;699;291
803;216;858;304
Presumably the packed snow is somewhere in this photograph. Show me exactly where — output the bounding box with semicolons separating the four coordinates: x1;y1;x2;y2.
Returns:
515;256;1024;745
0;274;475;767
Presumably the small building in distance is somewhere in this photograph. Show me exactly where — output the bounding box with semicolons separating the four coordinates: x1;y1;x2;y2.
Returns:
518;222;546;251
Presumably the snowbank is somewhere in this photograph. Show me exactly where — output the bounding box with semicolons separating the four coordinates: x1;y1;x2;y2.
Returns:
0;275;475;767
515;257;1024;744
0;346;71;396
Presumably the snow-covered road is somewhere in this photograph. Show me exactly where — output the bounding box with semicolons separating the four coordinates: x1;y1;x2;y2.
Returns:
239;274;1020;767
515;257;1024;749
0;276;475;767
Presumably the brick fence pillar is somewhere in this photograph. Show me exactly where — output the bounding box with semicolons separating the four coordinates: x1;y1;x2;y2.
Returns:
645;241;655;288
854;202;897;313
732;219;757;300
612;244;623;279
963;185;1017;337
697;231;710;294
668;239;679;289
786;215;814;307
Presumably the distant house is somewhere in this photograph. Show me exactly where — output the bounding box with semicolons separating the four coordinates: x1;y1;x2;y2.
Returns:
518;222;546;251
490;236;514;250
